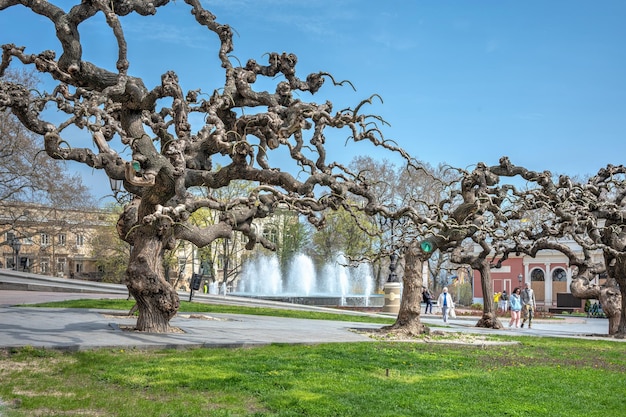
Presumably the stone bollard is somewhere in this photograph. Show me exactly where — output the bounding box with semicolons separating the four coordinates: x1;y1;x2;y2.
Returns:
382;282;402;313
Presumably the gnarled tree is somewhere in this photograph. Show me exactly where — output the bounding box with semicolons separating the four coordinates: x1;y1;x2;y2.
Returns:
493;160;624;335
0;0;406;332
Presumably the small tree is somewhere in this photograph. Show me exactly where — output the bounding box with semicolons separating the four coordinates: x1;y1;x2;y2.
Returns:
92;204;130;283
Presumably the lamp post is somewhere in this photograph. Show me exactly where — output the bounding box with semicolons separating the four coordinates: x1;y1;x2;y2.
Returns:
518;273;523;287
381;206;404;283
109;177;123;193
222;237;229;295
109;177;125;203
9;237;22;271
381;207;405;313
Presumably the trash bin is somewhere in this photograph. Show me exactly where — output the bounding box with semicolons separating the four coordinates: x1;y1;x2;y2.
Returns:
383;282;402;313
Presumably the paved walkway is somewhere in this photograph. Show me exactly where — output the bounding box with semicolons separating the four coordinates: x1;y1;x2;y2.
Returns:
0;271;619;350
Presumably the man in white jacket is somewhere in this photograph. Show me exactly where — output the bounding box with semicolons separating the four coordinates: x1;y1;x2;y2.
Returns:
437;287;455;323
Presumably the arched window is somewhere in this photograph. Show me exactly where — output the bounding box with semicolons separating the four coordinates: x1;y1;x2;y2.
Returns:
552;268;567;282
263;225;278;245
530;268;545;281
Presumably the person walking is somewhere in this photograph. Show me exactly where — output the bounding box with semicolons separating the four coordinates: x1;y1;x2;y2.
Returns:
508;287;522;328
499;289;509;314
437;287;455;323
422;287;434;314
520;282;536;328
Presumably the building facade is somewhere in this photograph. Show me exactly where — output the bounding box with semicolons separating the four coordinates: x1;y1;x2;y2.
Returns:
1;202;111;279
471;243;603;310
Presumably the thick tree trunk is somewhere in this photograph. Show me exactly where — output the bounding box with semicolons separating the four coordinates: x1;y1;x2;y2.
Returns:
606;254;626;336
475;261;503;329
383;244;427;336
570;275;621;336
126;234;180;333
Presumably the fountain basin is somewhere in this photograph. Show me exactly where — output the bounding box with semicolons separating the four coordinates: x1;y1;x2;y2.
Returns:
232;293;384;308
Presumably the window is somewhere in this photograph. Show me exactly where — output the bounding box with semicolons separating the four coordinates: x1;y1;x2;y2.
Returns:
40;257;50;273
58;234;66;246
552;268;567;282
40;233;50;246
75;262;83;273
531;269;545;281
57;257;66;274
263;226;278;245
76;235;84;246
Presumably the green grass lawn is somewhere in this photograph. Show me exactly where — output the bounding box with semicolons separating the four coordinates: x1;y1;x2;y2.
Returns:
23;298;396;324
1;299;624;416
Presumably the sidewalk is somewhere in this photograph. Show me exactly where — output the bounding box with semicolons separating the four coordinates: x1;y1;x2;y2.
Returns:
0;271;619;350
0;290;383;350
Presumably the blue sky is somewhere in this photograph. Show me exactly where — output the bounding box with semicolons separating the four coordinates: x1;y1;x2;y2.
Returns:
1;1;625;202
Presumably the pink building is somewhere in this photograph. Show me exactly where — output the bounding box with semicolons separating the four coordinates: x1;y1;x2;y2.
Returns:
471;246;602;311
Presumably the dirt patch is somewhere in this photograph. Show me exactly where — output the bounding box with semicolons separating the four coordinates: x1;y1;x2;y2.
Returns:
353;327;519;346
116;324;186;334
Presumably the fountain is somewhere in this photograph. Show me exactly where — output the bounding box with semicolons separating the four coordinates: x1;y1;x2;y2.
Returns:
235;253;383;308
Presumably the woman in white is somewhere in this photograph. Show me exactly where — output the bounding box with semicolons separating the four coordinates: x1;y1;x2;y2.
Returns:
437;287;455;323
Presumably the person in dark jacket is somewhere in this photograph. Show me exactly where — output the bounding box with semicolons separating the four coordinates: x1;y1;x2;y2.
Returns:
422;287;433;314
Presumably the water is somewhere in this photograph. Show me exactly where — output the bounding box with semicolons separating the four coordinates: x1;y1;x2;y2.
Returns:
236;253;376;306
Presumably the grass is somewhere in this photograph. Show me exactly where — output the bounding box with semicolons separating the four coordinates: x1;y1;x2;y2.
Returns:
2;299;624;416
1;338;625;416
21;298;396;325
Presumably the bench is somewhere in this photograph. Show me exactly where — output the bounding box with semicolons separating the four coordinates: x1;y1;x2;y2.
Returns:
549;307;577;314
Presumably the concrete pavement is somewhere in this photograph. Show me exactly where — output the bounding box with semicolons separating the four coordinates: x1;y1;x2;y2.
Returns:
0;271;621;351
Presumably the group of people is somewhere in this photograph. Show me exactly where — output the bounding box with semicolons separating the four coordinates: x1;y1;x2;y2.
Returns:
421;282;537;328
494;290;509;313
508;283;536;328
422;286;455;323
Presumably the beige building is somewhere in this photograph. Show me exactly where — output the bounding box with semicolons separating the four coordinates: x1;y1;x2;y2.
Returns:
1;202;110;279
2;202;299;291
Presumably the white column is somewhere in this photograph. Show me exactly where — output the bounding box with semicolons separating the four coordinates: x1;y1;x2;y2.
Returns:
544;262;552;307
523;263;529;285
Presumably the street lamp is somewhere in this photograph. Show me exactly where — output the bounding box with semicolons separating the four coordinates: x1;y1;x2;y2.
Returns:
9;237;22;271
109;177;123;193
518;273;523;286
381;206;406;283
222;237;229;295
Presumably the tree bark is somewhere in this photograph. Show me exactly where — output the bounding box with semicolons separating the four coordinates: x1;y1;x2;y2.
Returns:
570;275;621;336
383;244;427;336
126;234;179;332
603;253;626;336
474;260;503;329
118;200;180;333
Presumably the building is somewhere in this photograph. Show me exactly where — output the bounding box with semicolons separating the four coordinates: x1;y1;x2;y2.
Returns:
1;202;111;279
171;207;302;293
471;242;603;311
2;202;302;291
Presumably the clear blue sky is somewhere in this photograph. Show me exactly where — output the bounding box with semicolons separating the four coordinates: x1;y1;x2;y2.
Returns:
1;1;625;201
